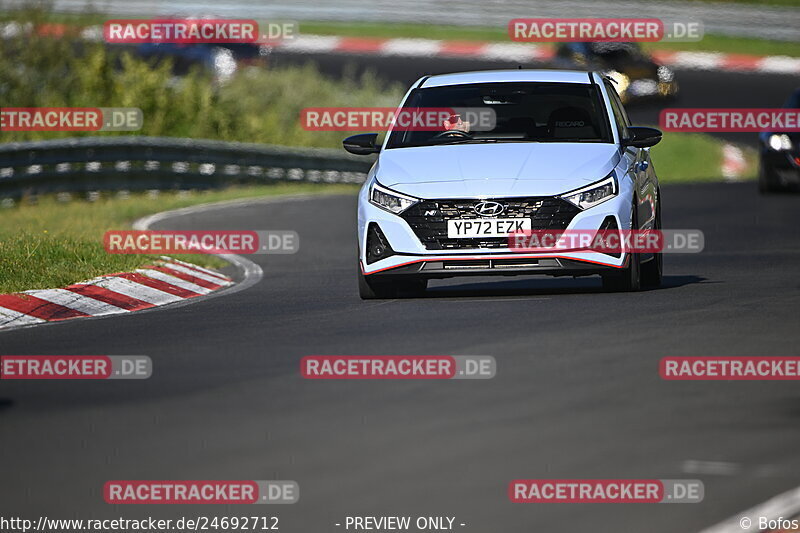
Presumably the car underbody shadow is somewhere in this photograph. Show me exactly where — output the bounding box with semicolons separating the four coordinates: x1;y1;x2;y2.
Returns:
412;274;708;298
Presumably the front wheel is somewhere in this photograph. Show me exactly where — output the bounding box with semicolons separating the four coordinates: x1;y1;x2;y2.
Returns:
640;196;663;288
601;252;641;292
602;201;642;292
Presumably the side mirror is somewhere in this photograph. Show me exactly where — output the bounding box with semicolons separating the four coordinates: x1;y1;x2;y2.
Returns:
623;127;662;148
343;133;380;155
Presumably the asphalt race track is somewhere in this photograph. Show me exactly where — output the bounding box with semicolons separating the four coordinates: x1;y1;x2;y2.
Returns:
1;181;799;532
269;50;800;146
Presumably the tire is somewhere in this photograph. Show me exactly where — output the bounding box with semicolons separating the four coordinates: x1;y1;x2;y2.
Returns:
358;268;392;299
640;195;663;288
602;251;641;292
602;201;642;292
358;263;427;299
758;159;781;194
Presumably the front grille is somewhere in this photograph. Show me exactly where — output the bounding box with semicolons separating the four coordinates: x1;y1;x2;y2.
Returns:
401;197;581;250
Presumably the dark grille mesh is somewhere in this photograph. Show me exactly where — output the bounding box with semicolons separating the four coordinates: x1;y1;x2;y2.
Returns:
400;197;580;250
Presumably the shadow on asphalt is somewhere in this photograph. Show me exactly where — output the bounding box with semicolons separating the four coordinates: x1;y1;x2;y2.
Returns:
415;274;709;298
0;398;15;412
656;275;713;290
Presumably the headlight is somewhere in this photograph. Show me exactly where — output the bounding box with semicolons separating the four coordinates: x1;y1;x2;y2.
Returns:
605;70;630;94
212;48;237;83
768;134;792;151
369;181;419;214
657;66;675;83
560;174;618;210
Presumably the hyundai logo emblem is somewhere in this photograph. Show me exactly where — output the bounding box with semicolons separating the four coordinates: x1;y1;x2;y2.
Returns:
473;200;505;217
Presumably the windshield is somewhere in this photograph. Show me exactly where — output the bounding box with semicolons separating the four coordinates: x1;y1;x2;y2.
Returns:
386;82;613;149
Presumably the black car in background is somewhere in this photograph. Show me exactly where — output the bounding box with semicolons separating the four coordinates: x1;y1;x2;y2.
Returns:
130;16;268;83
134;42;267;83
554;42;678;104
758;88;800;193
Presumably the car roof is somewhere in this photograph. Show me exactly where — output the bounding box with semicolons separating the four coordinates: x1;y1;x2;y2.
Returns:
419;69;595;88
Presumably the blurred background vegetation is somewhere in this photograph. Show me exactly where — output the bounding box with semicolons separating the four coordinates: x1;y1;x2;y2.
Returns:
0;4;755;181
0;6;405;146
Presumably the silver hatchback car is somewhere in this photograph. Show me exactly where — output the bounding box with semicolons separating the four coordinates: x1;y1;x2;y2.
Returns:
344;70;663;298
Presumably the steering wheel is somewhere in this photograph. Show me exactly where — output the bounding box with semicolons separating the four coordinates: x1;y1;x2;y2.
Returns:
432;129;472;139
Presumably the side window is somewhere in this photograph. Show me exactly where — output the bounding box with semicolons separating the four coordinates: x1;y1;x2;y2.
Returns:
604;80;630;141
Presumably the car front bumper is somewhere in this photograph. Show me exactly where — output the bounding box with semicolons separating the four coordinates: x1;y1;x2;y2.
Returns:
358;182;634;278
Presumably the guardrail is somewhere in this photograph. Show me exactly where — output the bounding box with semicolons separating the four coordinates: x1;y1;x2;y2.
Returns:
0;136;373;202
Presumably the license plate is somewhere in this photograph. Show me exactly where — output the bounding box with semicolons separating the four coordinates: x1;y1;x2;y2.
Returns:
447;218;532;238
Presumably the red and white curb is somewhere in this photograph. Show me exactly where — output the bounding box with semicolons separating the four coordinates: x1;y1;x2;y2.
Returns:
275;34;800;75
0;257;232;330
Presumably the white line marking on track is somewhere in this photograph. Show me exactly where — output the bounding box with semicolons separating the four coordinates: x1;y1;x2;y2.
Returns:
279;34;340;53
698;485;800;533
669;51;725;70
758;55;800;74
381;38;442;57
682;460;741;476
478;42;541;62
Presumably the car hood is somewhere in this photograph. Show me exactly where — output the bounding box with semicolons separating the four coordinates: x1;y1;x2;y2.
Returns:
376;142;621;198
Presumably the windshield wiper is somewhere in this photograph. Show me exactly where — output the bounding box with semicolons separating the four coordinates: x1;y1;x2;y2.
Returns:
423;138;523;146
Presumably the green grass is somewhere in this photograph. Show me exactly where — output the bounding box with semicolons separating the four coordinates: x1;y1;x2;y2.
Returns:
0;183;358;294
652;132;757;182
640;34;800;58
